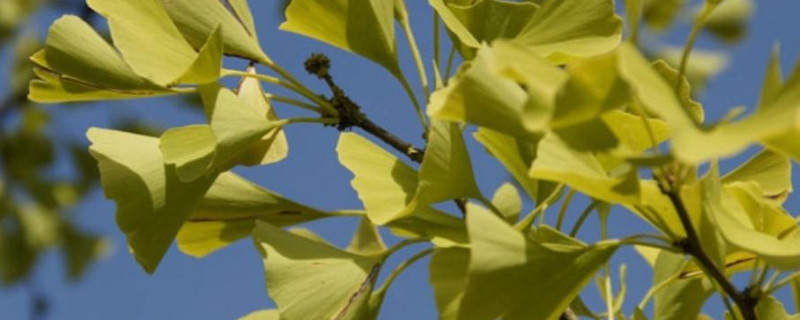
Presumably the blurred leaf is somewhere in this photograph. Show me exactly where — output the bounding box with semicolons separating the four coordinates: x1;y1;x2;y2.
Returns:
756;296;800;320
238;309;280;320
491;183;522;223
701;0;755;44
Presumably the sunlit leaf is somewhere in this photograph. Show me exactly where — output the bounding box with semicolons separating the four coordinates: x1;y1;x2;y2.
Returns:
238;309;280;320
347;218;387;255
756;296;800;320
429;247;469;320
88;128;217;273
253;221;383;320
281;0;400;75
232;67;289;167
177;172;332;257
162;0;268;62
514;0;623;62
705;164;800;270
458;203;618;320
530;133;640;205
492;183;522;223
473;127;540;200
652;251;713;320
722;150;792;200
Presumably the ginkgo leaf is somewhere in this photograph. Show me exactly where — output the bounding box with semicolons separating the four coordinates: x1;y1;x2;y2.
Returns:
162;0;268;62
656;47;729;89
722;150;792;199
473;127;540;200
60;223;108;279
409;120;482;211
760;45;784;109
554;53;627;128
429;247;470;320
281;0;400;75
705;164;800;270
514;0;623;62
29;16;172;102
386;207;468;248
618;43;800;163
238;309;280;320
530;133;640;205
429;42;565;141
641;0;684;31
492;183;522;223
88;128;217;273
458;203;618;320
652;251;713;320
86;0;220;86
346;218;387;256
176;219;255;258
161;85;282;182
429;0;539;58
700;0;754;44
337;132;417;225
756;296;800;320
232;67;289;167
226;0;259;38
253;221;383;320
177;172;333;257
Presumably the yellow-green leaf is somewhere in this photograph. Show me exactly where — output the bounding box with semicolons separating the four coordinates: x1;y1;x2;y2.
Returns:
473;127;540;200
458;203;618;320
281;0;399;75
238;309;280;320
162;0;267;62
232;67;289;167
429;247;469;320
722;150;792;199
530;133;640;205
88;128;217;273
515;0;623;62
253;221;383;320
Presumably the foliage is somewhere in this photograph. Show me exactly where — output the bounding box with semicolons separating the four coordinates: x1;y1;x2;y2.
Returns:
22;0;800;319
1;0;108;290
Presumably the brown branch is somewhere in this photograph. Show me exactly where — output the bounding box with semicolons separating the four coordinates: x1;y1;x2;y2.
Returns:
659;182;758;320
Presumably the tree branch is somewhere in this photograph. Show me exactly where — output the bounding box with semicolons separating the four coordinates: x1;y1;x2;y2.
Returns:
659;181;758;320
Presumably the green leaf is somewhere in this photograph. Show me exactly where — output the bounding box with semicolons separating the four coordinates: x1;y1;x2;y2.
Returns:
176;219;255;258
238;309;280;320
701;0;754;44
177;172;332;257
491;183;522;223
618;43;800;163
656;47;729;89
409;120;483;210
337;132;418;225
281;0;400;75
458;203;618;320
61;223;108;279
429;247;470;320
162;0;267;62
530;133;640;205
473;127;540;200
160;85;282;182
652;251;713;320
232;67;289;167
706;164;800;270
760;45;784;108
253;221;383;320
88;128;217;273
86;0;221;86
514;0;623;62
429;42;564;141
721;149;792;200
756;296;800;320
347;218;387;256
641;0;684;31
29;16;171;102
428;0;539;58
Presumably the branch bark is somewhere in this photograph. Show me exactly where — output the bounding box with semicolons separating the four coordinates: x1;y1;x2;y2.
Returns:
660;183;758;320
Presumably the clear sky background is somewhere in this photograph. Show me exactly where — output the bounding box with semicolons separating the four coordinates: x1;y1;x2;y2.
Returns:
1;1;800;319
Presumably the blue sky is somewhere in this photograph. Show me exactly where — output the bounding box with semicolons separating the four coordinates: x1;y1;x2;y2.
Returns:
2;1;800;319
